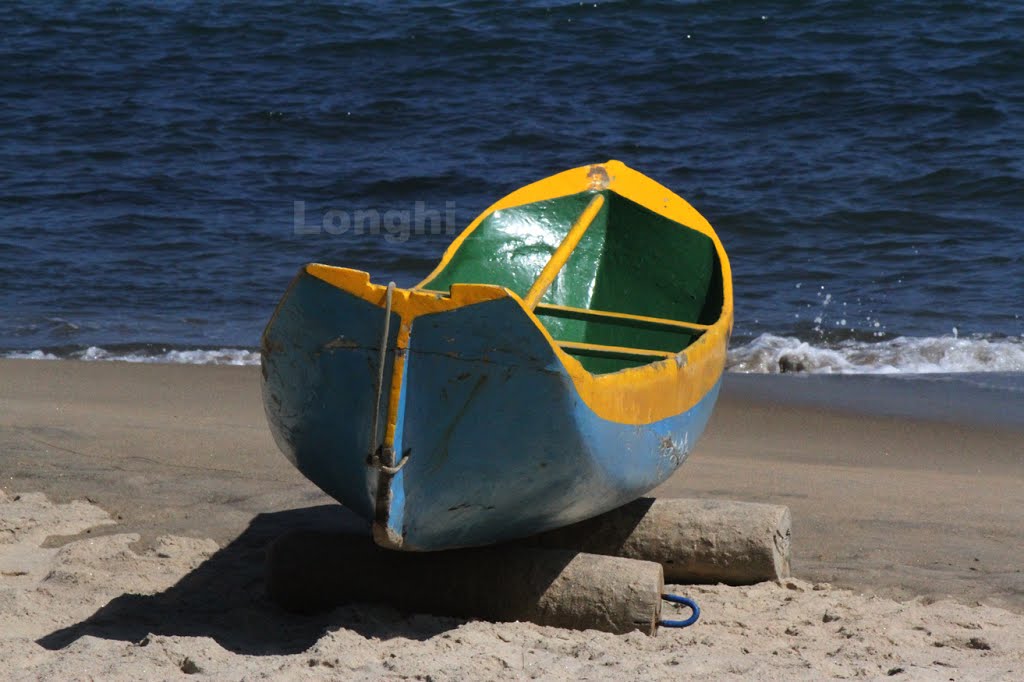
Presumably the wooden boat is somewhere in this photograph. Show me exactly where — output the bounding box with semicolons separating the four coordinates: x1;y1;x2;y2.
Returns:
261;161;732;551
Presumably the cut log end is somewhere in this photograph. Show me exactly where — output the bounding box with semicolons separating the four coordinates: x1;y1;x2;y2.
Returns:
529;497;793;585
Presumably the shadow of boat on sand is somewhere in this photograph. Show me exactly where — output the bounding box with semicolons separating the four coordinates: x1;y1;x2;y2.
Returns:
37;505;466;656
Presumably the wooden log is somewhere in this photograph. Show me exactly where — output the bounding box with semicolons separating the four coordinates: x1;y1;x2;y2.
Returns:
266;532;665;635
527;497;791;585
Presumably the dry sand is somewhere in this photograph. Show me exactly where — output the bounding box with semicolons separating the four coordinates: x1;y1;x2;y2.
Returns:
1;359;1023;679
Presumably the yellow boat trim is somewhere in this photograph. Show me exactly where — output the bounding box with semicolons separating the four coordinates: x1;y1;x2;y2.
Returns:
415;160;725;287
305;160;733;426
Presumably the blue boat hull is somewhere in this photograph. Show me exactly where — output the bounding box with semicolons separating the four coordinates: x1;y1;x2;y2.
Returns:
262;270;721;550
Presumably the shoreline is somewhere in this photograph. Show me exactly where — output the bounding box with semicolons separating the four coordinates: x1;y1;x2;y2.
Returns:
6;353;1023;427
723;371;1024;432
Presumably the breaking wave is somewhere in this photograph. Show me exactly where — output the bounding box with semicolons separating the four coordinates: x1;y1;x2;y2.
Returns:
4;346;260;366
727;334;1024;374
6;334;1024;375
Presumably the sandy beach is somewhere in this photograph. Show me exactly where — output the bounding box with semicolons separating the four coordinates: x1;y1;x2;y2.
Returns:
2;358;1022;679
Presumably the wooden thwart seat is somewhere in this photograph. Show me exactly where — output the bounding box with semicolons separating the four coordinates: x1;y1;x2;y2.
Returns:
556;341;676;362
534;303;708;334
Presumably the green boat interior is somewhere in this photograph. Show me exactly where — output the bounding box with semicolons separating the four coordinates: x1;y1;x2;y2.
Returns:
419;190;725;375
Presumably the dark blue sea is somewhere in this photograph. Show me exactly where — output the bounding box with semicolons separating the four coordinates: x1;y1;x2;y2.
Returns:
2;0;1023;374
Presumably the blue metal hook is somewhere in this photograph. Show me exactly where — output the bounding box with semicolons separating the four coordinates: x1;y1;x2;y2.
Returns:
659;593;700;628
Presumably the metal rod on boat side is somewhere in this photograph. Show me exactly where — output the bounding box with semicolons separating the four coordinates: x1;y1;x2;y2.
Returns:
367;282;396;471
522;193;605;310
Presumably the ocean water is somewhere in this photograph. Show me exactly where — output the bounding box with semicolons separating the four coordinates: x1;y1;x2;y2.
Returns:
2;0;1022;375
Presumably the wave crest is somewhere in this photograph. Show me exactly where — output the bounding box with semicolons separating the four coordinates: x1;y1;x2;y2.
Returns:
6;334;1024;375
728;334;1024;374
4;346;259;366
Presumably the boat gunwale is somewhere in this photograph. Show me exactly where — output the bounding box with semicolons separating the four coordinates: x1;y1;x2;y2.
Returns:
413;159;732;364
299;160;732;426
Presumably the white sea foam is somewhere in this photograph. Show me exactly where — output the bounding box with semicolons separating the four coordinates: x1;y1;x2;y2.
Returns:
5;349;60;361
5;335;1024;374
4;347;260;366
728;333;1024;374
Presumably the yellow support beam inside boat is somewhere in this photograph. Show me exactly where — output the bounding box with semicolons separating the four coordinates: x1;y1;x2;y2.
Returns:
522;194;605;310
534;303;710;334
557;340;676;362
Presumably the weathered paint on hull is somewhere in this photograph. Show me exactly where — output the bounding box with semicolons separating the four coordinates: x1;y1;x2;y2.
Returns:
262;270;721;550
